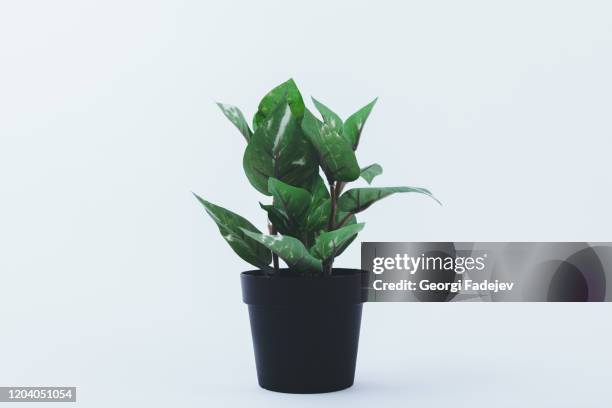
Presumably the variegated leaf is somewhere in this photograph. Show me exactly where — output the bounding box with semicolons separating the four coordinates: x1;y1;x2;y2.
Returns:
310;223;365;261
242;230;322;273
338;186;440;214
243;103;318;195
302;109;360;182
360;163;383;184
216;103;252;142
194;194;272;270
343;98;377;150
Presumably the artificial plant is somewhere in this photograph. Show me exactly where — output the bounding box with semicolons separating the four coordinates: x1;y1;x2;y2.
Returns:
195;79;439;276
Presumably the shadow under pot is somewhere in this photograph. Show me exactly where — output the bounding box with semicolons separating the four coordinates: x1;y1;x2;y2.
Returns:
241;268;366;394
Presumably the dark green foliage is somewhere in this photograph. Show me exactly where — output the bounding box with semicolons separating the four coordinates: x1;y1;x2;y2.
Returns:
196;79;440;276
243;103;318;195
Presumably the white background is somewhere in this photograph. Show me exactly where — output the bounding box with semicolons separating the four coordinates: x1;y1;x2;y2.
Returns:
1;1;611;407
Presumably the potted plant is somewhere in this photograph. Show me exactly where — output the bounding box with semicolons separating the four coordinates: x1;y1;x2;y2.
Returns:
195;79;439;393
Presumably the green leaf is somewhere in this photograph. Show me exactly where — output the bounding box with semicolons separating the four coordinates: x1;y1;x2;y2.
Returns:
253;79;305;131
243;103;319;195
307;175;329;206
194;194;272;270
216;103;252;142
343;98;377;150
268;178;311;224
302;109;360;182
338;187;440;214
333;213;358;257
360;163;383;184
259;202;291;235
304;201;360;239
310;223;365;261
312;97;342;133
241;230;322;273
305;198;330;234
302;176;332;242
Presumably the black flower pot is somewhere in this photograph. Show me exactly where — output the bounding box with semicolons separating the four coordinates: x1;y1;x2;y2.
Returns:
241;268;366;393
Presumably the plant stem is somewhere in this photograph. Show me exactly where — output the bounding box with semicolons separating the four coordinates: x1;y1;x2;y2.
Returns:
268;222;280;276
327;181;337;231
325;178;339;276
272;253;279;275
336;181;346;195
